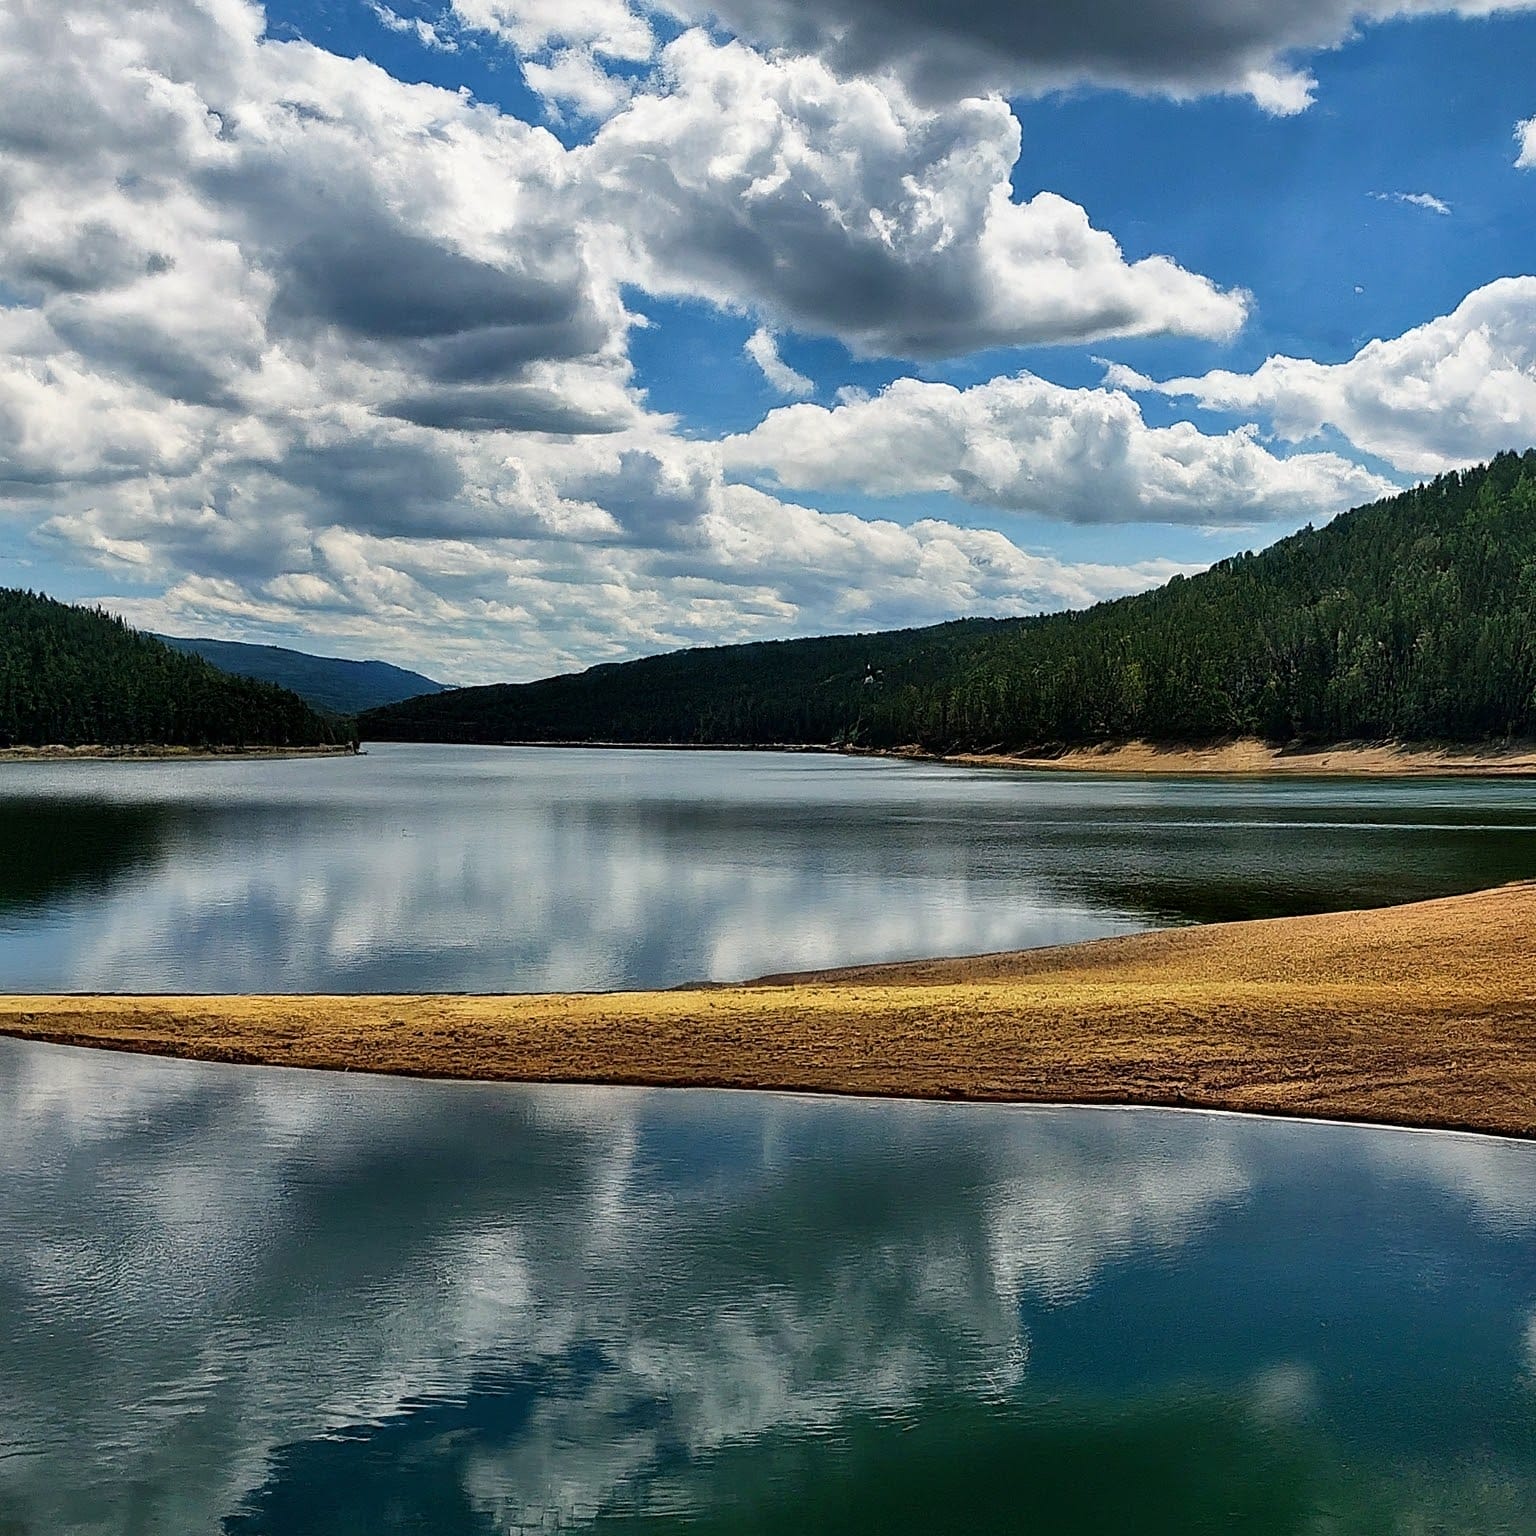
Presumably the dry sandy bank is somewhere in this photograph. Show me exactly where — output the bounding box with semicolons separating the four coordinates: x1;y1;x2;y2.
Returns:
930;739;1536;776
3;885;1534;1138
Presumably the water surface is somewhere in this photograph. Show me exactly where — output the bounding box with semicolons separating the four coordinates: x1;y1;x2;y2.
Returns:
2;743;1535;991
0;1039;1532;1534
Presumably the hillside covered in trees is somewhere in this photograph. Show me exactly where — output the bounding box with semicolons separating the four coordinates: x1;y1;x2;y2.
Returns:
157;635;445;716
0;591;350;749
362;451;1536;753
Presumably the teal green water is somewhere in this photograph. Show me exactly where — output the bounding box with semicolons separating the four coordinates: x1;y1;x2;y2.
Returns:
2;743;1536;991
0;1039;1532;1534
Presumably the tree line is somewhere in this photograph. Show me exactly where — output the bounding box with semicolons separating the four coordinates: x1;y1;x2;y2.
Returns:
367;447;1536;753
0;590;349;749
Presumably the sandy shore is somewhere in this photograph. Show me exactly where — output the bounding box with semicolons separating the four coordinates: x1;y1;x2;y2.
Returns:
0;743;358;763
3;884;1535;1137
933;738;1536;776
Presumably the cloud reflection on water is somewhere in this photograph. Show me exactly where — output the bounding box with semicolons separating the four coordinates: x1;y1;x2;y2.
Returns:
0;1042;1534;1534
5;744;1536;993
0;1043;1251;1531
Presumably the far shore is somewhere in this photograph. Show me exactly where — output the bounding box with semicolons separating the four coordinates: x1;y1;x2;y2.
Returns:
4;884;1535;1139
0;743;358;763
370;735;1536;777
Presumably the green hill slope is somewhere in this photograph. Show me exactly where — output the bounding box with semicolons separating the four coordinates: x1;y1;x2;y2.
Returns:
0;591;350;750
157;636;445;716
361;451;1536;753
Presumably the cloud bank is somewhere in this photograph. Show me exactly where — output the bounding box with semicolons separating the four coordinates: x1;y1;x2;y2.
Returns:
534;0;1536;114
724;373;1395;523
575;33;1248;356
1;0;1524;677
0;0;1277;678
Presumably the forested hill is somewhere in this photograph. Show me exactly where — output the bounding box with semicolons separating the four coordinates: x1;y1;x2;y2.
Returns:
362;450;1536;753
156;636;445;716
0;591;349;749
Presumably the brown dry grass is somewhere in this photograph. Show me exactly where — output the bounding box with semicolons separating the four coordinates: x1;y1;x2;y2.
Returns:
3;884;1535;1137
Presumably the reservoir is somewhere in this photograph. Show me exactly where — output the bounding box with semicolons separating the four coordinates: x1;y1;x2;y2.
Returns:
2;742;1536;993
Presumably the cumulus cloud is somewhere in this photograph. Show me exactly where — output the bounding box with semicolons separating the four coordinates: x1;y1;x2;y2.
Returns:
1145;276;1536;476
451;0;653;58
454;0;1536;119
452;0;654;119
1518;116;1536;168
723;372;1395;524
744;329;814;397
578;34;1248;357
640;0;1536;112
0;0;640;423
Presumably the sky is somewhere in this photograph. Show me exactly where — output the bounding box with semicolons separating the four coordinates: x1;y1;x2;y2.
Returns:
3;1;1536;684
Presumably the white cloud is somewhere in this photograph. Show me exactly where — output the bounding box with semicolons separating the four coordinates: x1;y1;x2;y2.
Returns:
578;33;1248;358
451;0;653;58
641;0;1536;113
451;0;654;120
1237;66;1320;117
522;47;639;119
1146;276;1536;475
0;310;217;493
368;3;459;51
744;329;814;397
723;372;1396;524
1517;115;1536;168
454;0;1536;121
0;0;641;424
1371;190;1451;214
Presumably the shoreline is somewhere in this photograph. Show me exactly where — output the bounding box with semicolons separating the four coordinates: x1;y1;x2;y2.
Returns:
0;743;358;763
932;738;1536;777
4;884;1535;1139
368;736;1536;777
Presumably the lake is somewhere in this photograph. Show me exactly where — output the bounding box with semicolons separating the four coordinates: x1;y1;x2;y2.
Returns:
2;743;1536;993
1;1037;1532;1533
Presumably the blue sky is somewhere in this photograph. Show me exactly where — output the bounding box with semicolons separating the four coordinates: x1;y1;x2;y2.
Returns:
2;0;1535;680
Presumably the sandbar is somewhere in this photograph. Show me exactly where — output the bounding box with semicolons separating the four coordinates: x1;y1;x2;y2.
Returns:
2;884;1534;1137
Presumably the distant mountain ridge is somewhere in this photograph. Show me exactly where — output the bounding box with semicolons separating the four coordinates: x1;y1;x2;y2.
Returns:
157;637;446;716
0;590;346;749
362;450;1536;753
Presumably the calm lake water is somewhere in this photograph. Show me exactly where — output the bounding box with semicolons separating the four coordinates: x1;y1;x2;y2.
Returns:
2;742;1536;992
1;1038;1533;1534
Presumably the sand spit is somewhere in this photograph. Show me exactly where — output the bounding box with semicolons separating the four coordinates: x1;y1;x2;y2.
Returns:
3;885;1535;1137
